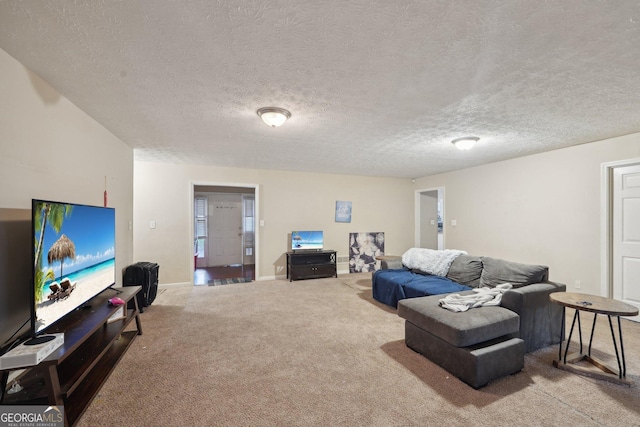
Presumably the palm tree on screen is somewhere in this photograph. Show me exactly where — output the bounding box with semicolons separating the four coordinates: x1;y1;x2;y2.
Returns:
33;202;73;302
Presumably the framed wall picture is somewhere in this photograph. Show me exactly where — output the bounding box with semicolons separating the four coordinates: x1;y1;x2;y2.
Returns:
335;201;352;223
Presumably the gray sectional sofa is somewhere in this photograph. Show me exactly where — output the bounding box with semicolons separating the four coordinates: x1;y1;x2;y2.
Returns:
376;253;566;388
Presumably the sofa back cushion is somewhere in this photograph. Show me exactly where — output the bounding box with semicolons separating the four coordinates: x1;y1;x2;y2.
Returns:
445;255;483;288
479;257;548;288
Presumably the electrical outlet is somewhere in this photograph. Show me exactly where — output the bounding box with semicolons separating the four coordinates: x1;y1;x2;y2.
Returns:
574;280;581;289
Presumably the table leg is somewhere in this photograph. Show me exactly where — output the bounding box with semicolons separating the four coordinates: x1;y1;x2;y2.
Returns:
618;317;627;378
558;306;565;361
564;309;580;363
42;365;64;406
607;315;623;379
577;310;583;353
132;294;143;335
588;313;597;356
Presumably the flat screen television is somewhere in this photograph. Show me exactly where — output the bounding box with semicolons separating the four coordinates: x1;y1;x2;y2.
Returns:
29;199;116;344
291;230;323;251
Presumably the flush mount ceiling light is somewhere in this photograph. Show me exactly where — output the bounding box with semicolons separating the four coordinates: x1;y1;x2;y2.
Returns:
451;136;479;150
257;107;291;128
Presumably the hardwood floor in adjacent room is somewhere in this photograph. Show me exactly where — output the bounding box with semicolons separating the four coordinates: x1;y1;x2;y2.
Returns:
194;264;255;285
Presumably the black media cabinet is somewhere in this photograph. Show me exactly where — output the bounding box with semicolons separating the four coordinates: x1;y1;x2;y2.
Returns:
0;286;142;427
287;250;337;281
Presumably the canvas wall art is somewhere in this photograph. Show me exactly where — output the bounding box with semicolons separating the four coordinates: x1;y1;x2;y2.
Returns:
349;232;384;273
335;201;352;223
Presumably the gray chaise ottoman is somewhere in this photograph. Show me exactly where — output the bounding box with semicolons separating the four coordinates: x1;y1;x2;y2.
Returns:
398;293;525;388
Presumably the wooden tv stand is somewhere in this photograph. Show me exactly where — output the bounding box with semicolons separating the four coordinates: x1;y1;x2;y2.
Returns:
0;286;142;427
287;250;337;281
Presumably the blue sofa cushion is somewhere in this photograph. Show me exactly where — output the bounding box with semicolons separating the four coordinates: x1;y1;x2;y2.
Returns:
372;269;472;308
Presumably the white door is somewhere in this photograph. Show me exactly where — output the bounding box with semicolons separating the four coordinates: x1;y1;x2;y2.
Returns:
208;194;243;266
420;191;438;249
613;164;640;321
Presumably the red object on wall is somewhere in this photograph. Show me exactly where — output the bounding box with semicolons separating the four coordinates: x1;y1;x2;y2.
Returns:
104;190;108;207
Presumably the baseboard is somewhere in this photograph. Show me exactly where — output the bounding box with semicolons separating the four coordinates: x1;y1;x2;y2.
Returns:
161;282;192;287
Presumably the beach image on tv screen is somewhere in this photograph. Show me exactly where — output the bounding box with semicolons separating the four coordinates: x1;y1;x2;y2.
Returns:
291;231;323;250
33;201;115;333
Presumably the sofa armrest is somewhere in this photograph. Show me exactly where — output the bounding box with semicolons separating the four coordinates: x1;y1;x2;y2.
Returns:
380;256;403;270
501;281;566;353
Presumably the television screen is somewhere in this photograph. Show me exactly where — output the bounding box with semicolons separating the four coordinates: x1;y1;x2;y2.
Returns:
32;200;115;335
291;231;323;251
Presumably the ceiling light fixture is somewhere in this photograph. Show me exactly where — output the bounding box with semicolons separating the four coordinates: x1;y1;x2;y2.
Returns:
257;107;291;128
451;136;479;150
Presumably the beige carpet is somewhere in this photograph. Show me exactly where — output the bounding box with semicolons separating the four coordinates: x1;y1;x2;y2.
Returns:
77;274;640;426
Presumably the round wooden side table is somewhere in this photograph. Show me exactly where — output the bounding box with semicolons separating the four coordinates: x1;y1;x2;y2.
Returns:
550;292;638;386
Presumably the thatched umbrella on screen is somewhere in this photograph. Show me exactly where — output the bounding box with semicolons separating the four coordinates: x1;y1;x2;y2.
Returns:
47;234;76;280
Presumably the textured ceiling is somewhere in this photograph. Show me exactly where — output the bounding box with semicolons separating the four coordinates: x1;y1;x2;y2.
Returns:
1;1;639;178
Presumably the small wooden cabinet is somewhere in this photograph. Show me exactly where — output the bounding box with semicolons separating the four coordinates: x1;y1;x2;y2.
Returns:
0;286;142;427
287;250;337;281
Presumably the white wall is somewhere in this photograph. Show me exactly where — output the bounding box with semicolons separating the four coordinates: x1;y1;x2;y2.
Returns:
0;48;134;285
414;134;640;296
133;161;414;283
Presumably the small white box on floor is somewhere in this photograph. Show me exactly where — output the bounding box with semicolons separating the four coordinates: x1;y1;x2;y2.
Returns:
0;333;64;370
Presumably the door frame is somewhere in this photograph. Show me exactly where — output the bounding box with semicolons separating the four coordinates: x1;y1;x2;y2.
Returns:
190;181;260;283
600;158;640;297
415;186;445;249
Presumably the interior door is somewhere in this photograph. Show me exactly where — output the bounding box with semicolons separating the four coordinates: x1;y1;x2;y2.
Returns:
613;164;640;321
208;194;243;266
420;191;438;249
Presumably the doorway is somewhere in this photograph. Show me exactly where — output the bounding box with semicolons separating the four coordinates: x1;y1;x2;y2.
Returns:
415;187;444;250
192;184;257;285
602;159;640;321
